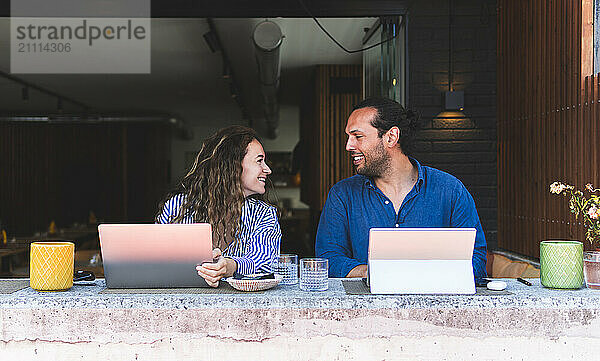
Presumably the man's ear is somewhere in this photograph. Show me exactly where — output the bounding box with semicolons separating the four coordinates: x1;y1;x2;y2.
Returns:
385;127;400;148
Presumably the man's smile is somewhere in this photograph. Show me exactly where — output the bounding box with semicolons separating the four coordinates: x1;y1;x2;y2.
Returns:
352;152;365;166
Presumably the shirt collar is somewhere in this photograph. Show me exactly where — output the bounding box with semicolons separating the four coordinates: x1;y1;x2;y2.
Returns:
362;156;425;192
411;157;425;192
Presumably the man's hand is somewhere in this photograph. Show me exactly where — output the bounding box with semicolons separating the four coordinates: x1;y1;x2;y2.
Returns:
196;248;227;287
346;264;368;278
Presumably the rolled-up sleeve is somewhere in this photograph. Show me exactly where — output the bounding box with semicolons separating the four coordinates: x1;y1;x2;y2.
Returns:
227;206;281;275
315;187;362;278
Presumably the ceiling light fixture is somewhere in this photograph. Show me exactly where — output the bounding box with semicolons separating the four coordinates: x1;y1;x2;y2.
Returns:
203;31;220;53
222;61;230;79
0;70;89;111
229;83;238;98
205;18;254;128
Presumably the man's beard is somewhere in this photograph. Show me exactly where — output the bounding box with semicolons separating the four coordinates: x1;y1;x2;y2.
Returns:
354;140;390;178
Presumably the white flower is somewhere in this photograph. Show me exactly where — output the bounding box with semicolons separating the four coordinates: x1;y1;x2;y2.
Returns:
586;183;600;193
550;182;567;194
589;206;600;220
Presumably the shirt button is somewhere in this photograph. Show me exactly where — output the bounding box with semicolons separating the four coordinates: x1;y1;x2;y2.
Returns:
395;224;399;227
384;201;390;205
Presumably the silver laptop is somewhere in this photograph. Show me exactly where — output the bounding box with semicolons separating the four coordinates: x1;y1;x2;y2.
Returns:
98;224;213;288
368;228;476;294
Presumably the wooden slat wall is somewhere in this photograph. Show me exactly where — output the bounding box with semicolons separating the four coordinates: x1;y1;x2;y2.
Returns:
300;64;361;211
125;123;172;221
498;0;599;258
0;122;171;236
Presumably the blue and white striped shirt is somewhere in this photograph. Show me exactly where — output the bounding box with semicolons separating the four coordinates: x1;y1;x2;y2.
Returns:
156;194;281;275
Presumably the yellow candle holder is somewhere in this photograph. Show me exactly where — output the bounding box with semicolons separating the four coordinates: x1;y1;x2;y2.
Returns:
30;242;74;291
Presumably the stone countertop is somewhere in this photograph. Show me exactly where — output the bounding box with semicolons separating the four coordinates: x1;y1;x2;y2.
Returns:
1;278;599;310
3;277;600;358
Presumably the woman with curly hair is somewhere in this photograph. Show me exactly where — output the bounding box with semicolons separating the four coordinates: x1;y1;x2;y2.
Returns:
156;125;281;287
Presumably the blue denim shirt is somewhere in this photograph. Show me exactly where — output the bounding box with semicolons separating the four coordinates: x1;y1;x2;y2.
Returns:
315;158;487;278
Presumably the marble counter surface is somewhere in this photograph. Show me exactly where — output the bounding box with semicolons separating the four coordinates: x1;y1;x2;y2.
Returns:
0;278;598;310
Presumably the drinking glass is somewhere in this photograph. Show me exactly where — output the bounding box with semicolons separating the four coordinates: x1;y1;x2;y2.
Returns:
299;258;328;291
273;254;298;285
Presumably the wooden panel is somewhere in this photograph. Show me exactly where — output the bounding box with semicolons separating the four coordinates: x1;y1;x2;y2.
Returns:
300;64;361;211
497;0;599;258
0;122;170;236
582;0;594;79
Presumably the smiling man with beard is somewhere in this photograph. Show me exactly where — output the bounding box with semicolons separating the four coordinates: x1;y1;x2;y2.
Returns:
315;97;487;279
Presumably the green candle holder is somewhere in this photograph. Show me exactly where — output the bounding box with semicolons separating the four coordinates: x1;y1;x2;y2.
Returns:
540;240;584;289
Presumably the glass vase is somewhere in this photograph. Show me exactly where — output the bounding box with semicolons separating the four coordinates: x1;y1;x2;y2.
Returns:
584;250;600;289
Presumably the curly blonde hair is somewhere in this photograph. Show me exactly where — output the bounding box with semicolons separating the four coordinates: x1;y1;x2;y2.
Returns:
157;126;265;250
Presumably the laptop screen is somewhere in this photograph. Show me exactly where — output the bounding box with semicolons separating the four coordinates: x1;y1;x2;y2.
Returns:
98;223;213;288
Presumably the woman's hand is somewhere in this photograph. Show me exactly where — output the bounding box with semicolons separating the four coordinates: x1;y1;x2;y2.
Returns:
195;248;236;287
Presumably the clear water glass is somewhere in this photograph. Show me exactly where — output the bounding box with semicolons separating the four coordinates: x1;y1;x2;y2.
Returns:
273;254;298;285
300;258;328;291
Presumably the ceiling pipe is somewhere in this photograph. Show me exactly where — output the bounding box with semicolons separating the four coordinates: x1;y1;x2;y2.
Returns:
0;114;193;139
253;20;283;139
